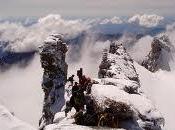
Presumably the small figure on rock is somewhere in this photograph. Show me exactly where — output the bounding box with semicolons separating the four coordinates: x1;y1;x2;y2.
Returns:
67;74;75;86
65;81;86;117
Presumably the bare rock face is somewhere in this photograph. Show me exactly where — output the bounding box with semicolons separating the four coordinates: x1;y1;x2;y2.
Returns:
43;41;164;130
39;34;68;129
98;42;140;94
91;41;164;130
142;35;172;72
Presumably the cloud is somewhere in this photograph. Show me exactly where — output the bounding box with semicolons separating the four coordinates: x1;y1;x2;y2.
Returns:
0;36;111;127
67;36;111;78
128;14;164;27
127;23;175;130
100;16;123;24
0;14;90;52
128;35;153;63
0;55;43;126
166;23;175;48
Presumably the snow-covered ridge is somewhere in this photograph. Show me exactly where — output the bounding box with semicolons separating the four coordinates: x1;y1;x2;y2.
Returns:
91;42;164;130
0;104;36;130
45;41;164;130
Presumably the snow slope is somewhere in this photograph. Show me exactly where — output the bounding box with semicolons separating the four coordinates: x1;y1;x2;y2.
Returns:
0;55;43;127
0;104;36;130
135;62;175;130
45;43;164;130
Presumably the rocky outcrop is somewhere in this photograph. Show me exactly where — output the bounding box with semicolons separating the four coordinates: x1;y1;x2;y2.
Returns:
90;42;164;130
39;34;68;129
142;35;172;72
44;41;164;130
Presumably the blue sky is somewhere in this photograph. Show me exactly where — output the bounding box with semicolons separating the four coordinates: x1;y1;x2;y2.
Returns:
0;0;175;17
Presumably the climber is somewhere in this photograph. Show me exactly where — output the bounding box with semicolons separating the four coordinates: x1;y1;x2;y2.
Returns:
65;82;85;116
72;82;80;96
65;101;72;117
79;75;92;93
67;74;75;86
65;93;85;117
77;68;87;91
82;96;98;126
84;77;92;94
77;68;83;81
72;82;85;111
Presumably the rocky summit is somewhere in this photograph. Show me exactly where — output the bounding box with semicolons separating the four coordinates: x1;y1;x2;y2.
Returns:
89;42;164;130
142;35;173;72
39;34;68;130
43;40;164;130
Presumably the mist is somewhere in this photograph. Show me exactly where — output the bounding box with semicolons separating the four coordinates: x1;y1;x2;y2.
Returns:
0;15;175;130
130;23;175;130
0;36;110;127
67;37;110;78
0;55;43;126
0;14;90;52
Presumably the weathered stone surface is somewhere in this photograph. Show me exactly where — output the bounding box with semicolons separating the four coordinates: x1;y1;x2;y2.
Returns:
39;34;68;129
44;41;164;130
142;35;172;72
89;41;164;130
98;42;139;84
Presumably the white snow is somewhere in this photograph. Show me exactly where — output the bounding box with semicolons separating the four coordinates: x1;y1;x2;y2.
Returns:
47;43;164;130
91;81;163;123
106;45;138;81
0;56;43;127
135;62;175;130
0;104;36;130
46;112;125;130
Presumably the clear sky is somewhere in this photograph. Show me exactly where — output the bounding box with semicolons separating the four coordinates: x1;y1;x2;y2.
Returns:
0;0;175;18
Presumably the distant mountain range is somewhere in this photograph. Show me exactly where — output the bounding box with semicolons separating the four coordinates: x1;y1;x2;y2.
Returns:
0;15;173;70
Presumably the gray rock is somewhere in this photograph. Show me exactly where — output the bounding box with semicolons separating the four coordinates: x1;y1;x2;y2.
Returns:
39;34;68;129
142;35;172;72
44;40;164;130
89;41;164;130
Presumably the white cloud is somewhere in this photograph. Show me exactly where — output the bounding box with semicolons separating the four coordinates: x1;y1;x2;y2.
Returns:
0;56;43;126
128;14;164;27
67;36;111;78
128;35;153;63
0;14;90;52
100;16;123;24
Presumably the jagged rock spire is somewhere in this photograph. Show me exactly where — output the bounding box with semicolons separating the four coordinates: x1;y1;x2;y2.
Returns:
142;35;172;72
98;48;110;78
39;34;68;129
42;40;164;130
93;41;164;129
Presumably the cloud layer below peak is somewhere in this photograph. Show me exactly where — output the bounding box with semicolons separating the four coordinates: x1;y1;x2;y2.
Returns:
128;14;164;27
